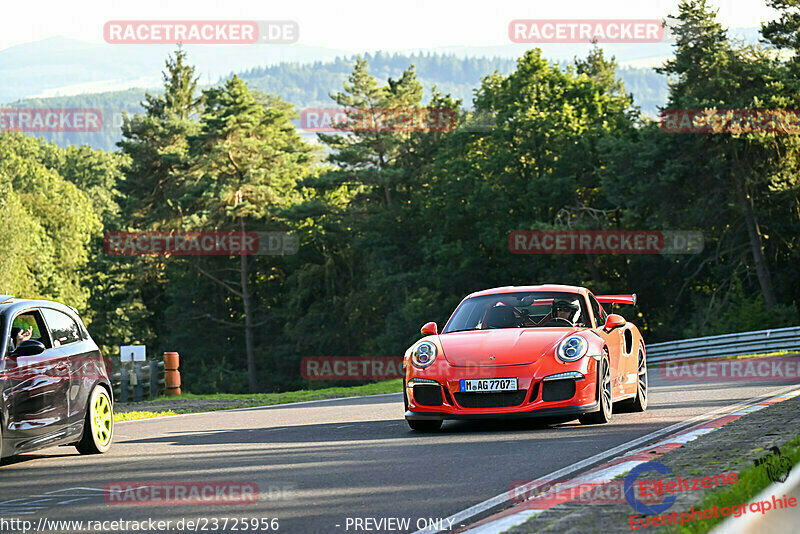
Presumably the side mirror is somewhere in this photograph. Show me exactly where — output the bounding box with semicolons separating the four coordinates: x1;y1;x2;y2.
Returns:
420;322;438;336
604;314;626;331
12;339;46;357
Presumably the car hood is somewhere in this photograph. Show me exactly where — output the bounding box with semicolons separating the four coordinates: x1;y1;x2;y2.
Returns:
440;328;583;366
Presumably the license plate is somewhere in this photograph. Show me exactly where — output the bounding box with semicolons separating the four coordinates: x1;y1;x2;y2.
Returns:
460;378;518;392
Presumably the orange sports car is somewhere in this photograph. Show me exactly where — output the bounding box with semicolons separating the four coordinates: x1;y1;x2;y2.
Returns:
403;284;647;431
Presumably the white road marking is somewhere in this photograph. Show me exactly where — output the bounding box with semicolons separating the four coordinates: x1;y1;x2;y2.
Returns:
45;487;117;494
649;427;717;448
570;460;644;484
0;485;129;515
731;404;767;415
464;510;542;534
55;497;89;505
0;509;43;515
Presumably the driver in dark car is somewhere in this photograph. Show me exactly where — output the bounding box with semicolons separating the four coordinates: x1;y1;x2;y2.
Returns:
8;326;33;352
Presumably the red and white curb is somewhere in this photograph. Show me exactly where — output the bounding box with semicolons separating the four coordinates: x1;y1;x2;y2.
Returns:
455;386;800;534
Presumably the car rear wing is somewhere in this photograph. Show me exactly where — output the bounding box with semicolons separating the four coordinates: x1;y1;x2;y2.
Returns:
596;294;637;306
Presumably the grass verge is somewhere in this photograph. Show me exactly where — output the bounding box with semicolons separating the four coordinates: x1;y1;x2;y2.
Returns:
114;379;403;421
666;432;800;533
115;410;178;421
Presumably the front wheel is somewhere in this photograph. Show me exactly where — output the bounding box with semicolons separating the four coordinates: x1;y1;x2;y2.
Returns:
579;354;612;425
76;385;114;454
407;419;443;432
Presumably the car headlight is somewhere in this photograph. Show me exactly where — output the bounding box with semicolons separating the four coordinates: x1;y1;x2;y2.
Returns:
557;335;588;362
411;341;437;369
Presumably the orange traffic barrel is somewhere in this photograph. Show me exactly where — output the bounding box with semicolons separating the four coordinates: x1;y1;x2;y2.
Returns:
164;352;180;370
166;369;181;388
167;387;182;396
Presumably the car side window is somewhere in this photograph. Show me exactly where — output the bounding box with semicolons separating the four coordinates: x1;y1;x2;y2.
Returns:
589;294;607;327
9;309;52;351
41;308;82;347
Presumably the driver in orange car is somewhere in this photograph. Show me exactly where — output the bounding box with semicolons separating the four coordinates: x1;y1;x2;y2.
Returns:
534;299;580;326
553;299;580;324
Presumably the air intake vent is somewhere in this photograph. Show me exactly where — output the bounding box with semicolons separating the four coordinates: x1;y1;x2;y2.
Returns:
454;390;527;408
542;379;576;402
413;385;443;407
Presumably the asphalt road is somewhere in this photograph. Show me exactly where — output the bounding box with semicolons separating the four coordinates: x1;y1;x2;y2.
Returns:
0;374;797;534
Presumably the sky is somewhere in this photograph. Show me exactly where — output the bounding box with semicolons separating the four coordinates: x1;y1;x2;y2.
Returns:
0;0;776;52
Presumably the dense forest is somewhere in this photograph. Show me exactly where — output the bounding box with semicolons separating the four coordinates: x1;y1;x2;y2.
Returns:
1;0;797;393
6;53;668;152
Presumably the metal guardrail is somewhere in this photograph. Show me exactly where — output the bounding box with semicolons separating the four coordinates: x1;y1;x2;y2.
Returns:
646;326;800;364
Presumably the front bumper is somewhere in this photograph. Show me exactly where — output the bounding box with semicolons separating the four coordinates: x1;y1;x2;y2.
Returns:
405;401;599;420
404;355;600;421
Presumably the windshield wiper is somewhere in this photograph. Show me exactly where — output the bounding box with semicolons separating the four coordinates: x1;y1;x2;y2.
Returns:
444;327;482;333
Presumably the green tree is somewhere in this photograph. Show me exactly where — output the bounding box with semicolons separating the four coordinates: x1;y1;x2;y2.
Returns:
0;133;100;308
114;48;204;362
285;58;458;357
603;0;800;336
180;76;314;392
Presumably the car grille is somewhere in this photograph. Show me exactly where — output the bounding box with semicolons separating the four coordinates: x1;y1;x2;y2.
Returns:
454;389;528;408
413;385;443;407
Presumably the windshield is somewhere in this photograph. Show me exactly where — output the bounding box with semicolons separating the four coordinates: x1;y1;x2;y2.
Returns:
443;292;590;333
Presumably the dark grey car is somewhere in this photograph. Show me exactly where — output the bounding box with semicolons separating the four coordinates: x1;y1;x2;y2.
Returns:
0;296;113;462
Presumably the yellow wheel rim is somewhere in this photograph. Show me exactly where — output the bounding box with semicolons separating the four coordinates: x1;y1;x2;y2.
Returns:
91;392;113;445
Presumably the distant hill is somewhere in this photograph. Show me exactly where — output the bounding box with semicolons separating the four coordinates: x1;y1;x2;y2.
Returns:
4;52;667;152
0;29;761;101
0;36;355;103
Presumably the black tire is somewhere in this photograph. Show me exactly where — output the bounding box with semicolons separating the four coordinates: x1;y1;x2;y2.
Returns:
626;345;648;412
579;353;612;425
0;421;4;466
76;386;114;454
407;419;443;432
